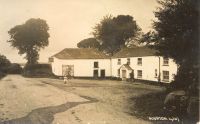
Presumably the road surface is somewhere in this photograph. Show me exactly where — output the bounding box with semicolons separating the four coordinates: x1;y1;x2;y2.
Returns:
0;75;163;124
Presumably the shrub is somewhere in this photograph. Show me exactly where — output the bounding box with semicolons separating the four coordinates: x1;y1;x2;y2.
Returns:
0;71;6;79
0;54;11;73
23;64;54;77
7;63;23;74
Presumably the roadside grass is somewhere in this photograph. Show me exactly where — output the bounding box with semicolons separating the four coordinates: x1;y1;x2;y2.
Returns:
129;90;168;120
129;89;198;124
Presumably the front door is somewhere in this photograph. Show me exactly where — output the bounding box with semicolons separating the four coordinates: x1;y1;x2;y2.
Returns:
93;70;98;78
122;70;126;78
62;65;74;76
100;69;105;78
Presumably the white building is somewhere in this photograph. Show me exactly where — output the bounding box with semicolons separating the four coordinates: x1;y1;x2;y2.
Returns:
49;48;111;78
111;47;178;83
49;47;178;83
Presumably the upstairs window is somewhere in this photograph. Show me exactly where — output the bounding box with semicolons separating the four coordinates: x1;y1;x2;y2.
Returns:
163;57;169;66
94;62;99;68
127;58;130;65
117;59;121;65
163;71;169;81
137;70;142;78
137;58;142;65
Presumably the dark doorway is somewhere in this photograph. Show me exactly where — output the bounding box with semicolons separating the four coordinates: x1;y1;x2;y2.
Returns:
100;69;105;78
93;70;98;78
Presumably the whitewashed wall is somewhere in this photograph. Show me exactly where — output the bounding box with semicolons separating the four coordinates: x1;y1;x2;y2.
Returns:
50;55;178;83
111;56;178;83
51;57;111;77
160;57;178;83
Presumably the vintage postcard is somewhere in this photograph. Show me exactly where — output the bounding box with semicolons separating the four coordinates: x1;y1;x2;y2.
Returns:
0;0;199;124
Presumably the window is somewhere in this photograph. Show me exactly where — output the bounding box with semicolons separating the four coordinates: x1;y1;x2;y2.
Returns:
48;57;54;62
127;58;130;65
117;69;120;76
155;69;158;77
163;57;169;66
137;70;142;78
117;59;121;65
94;62;99;68
137;58;142;65
163;71;169;81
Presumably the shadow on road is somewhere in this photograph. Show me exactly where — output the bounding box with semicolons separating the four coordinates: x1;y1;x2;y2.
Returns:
0;96;98;124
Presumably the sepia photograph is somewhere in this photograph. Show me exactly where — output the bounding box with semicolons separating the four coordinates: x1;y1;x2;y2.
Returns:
0;0;199;124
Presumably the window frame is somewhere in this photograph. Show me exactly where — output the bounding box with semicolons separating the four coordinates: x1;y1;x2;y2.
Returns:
137;70;142;78
163;57;169;66
94;61;99;68
163;71;169;81
117;59;121;65
48;57;54;62
137;58;142;65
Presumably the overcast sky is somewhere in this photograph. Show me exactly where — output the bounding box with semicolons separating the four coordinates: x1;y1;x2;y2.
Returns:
0;0;158;63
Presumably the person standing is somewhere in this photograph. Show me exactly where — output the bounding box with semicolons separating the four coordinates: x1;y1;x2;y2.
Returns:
130;70;135;82
64;74;68;84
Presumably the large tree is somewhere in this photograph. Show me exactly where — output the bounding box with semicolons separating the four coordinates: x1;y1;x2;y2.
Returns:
92;15;141;54
77;38;100;49
141;0;199;89
8;18;50;65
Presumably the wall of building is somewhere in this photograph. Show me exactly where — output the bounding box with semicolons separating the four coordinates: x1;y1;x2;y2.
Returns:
159;57;178;83
50;56;178;83
111;56;178;83
51;57;111;77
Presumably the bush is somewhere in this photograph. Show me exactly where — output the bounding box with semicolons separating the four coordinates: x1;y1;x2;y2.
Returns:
7;63;23;74
0;54;11;73
0;71;6;79
23;64;54;77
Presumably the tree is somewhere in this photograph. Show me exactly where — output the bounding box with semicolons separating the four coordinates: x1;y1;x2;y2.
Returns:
8;18;50;65
141;0;199;89
0;54;11;73
92;15;141;54
77;38;100;49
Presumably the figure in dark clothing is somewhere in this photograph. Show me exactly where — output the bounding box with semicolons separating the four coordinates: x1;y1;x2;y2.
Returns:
130;70;135;82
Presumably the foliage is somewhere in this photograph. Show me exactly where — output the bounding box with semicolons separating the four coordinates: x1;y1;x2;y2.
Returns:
92;15;141;54
77;38;100;49
0;54;11;73
23;64;54;77
8;18;50;65
7;63;23;74
140;0;199;89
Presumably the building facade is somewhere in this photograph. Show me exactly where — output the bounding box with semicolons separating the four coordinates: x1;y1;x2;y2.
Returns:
49;47;178;83
111;47;178;83
49;48;111;78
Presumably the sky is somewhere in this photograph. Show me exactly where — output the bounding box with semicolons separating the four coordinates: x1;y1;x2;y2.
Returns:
0;0;158;63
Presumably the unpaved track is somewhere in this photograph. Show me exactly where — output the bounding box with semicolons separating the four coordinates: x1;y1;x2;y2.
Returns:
0;75;96;124
36;78;164;124
0;75;163;124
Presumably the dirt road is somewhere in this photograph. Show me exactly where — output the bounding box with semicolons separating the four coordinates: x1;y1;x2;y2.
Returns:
0;75;164;124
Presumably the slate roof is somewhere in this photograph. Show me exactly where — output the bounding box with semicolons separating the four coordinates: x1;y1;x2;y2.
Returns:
112;47;158;58
52;48;109;59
